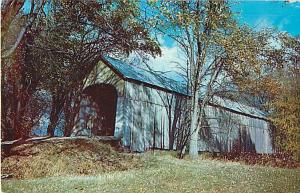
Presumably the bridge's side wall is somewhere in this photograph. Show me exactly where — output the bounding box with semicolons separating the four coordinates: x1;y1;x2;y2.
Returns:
198;105;273;154
122;81;185;152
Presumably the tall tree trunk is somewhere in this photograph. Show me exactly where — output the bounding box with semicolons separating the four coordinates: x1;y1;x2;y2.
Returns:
47;94;64;137
189;89;200;159
169;98;183;150
63;93;74;137
47;104;59;137
14;97;28;139
63;96;81;137
168;104;174;150
10;41;32;140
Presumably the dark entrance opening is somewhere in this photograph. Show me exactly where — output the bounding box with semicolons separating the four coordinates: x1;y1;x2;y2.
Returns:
83;84;118;136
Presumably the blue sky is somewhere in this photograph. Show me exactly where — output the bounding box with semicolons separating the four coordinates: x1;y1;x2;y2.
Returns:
161;1;300;48
232;1;300;35
149;1;300;76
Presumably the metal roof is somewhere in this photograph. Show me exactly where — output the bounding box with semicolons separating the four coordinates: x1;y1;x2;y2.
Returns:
102;56;188;96
101;56;267;120
210;96;267;120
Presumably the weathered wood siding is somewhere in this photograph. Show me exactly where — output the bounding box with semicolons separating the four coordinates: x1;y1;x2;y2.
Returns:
122;81;182;152
85;61;125;96
73;61;125;137
198;105;273;153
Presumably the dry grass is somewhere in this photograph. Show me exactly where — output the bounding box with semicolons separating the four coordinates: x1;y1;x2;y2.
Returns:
1;138;141;179
198;151;300;168
2;151;300;193
2;142;300;192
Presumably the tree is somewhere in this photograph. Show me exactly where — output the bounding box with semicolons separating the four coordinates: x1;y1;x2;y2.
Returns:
272;73;300;160
1;0;161;140
147;0;270;159
229;32;300;160
29;0;161;137
1;0;48;140
1;0;47;58
268;34;300;160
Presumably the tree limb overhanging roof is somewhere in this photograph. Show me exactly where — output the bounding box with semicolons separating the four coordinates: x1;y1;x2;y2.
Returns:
101;56;267;120
102;56;188;96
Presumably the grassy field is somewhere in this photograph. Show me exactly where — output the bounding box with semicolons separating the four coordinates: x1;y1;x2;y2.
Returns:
2;151;300;193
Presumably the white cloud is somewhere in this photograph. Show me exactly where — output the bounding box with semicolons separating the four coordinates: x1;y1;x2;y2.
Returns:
278;18;290;31
254;17;273;30
147;38;185;79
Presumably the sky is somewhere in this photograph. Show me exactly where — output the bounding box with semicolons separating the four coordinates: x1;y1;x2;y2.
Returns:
148;1;300;77
22;0;299;78
232;1;300;36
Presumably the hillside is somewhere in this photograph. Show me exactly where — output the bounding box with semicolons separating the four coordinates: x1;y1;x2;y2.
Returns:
2;153;300;193
1;138;140;179
1;139;300;192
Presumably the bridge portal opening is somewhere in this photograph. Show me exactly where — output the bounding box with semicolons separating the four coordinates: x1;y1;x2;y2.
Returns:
82;83;118;136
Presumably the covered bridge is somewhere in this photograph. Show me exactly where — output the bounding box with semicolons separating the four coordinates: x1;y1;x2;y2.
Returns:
72;56;273;154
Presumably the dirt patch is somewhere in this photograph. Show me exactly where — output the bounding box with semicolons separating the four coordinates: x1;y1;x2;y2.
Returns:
1;138;141;179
